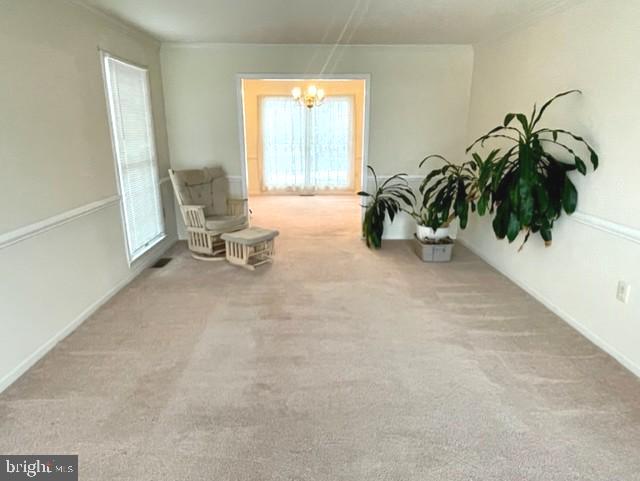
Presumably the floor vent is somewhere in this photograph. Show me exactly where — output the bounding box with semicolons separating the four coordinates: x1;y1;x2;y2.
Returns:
151;257;172;268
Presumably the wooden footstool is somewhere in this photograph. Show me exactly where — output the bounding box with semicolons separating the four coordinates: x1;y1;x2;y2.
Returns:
221;226;279;270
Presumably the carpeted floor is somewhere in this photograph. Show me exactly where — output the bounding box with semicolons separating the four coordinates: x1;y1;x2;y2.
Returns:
1;195;640;480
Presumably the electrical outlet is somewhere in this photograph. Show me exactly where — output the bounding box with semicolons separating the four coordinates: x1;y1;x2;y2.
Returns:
616;281;631;304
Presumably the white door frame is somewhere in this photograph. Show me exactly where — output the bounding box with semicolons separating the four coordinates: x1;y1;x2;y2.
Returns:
234;73;371;198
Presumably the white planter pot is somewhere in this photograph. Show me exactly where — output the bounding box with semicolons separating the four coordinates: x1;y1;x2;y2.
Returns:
416;225;449;241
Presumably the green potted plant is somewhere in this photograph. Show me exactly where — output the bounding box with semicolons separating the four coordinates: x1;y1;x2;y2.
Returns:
357;166;415;249
410;151;499;261
467;90;599;248
360;91;598;256
414;154;477;239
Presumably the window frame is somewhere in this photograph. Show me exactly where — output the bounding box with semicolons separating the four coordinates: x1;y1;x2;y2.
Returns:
100;51;165;265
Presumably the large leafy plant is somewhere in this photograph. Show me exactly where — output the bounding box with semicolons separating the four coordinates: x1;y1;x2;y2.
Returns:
415;151;499;230
357;166;415;248
467;90;599;247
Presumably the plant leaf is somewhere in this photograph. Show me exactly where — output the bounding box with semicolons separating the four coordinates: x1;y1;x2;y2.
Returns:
477;192;489;216
492;202;510;239
562;177;578;214
532;90;581;128
515;113;529;134
538;128;599;170
419;154;449;168
507;212;521;242
504;113;515;126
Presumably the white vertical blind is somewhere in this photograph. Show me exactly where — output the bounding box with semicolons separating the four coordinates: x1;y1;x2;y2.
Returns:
103;54;164;261
261;96;354;192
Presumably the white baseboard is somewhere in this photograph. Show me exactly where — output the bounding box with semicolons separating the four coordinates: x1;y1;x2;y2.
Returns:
457;237;640;378
0;237;177;394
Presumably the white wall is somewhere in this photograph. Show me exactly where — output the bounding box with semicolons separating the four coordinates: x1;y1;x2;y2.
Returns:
0;0;177;392
460;0;640;375
160;43;474;237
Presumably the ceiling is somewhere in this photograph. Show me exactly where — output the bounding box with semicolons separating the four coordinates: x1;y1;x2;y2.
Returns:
77;0;580;44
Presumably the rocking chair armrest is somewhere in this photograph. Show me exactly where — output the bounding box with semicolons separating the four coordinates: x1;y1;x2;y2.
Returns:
180;204;207;229
226;198;249;216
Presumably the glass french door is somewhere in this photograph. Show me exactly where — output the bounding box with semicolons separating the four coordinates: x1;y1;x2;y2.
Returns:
260;96;354;192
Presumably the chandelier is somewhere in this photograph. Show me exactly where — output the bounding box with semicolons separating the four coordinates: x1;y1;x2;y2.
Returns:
291;85;325;109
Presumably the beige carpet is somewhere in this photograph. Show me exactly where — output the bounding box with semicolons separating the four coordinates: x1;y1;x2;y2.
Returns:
2;195;640;480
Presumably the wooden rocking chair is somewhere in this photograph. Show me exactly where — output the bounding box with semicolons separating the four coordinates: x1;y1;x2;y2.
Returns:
169;167;249;260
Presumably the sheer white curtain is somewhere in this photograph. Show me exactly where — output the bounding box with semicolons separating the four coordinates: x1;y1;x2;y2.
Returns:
261;97;307;190
261;96;354;192
309;97;354;189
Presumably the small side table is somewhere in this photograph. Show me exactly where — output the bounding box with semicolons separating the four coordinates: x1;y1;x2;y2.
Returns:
221;226;279;270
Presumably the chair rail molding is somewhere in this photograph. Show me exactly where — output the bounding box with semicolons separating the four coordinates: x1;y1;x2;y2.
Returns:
570;211;640;245
0;195;120;250
364;176;639;245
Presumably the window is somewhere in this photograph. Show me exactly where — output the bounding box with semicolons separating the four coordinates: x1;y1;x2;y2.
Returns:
103;54;164;262
261;96;354;192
